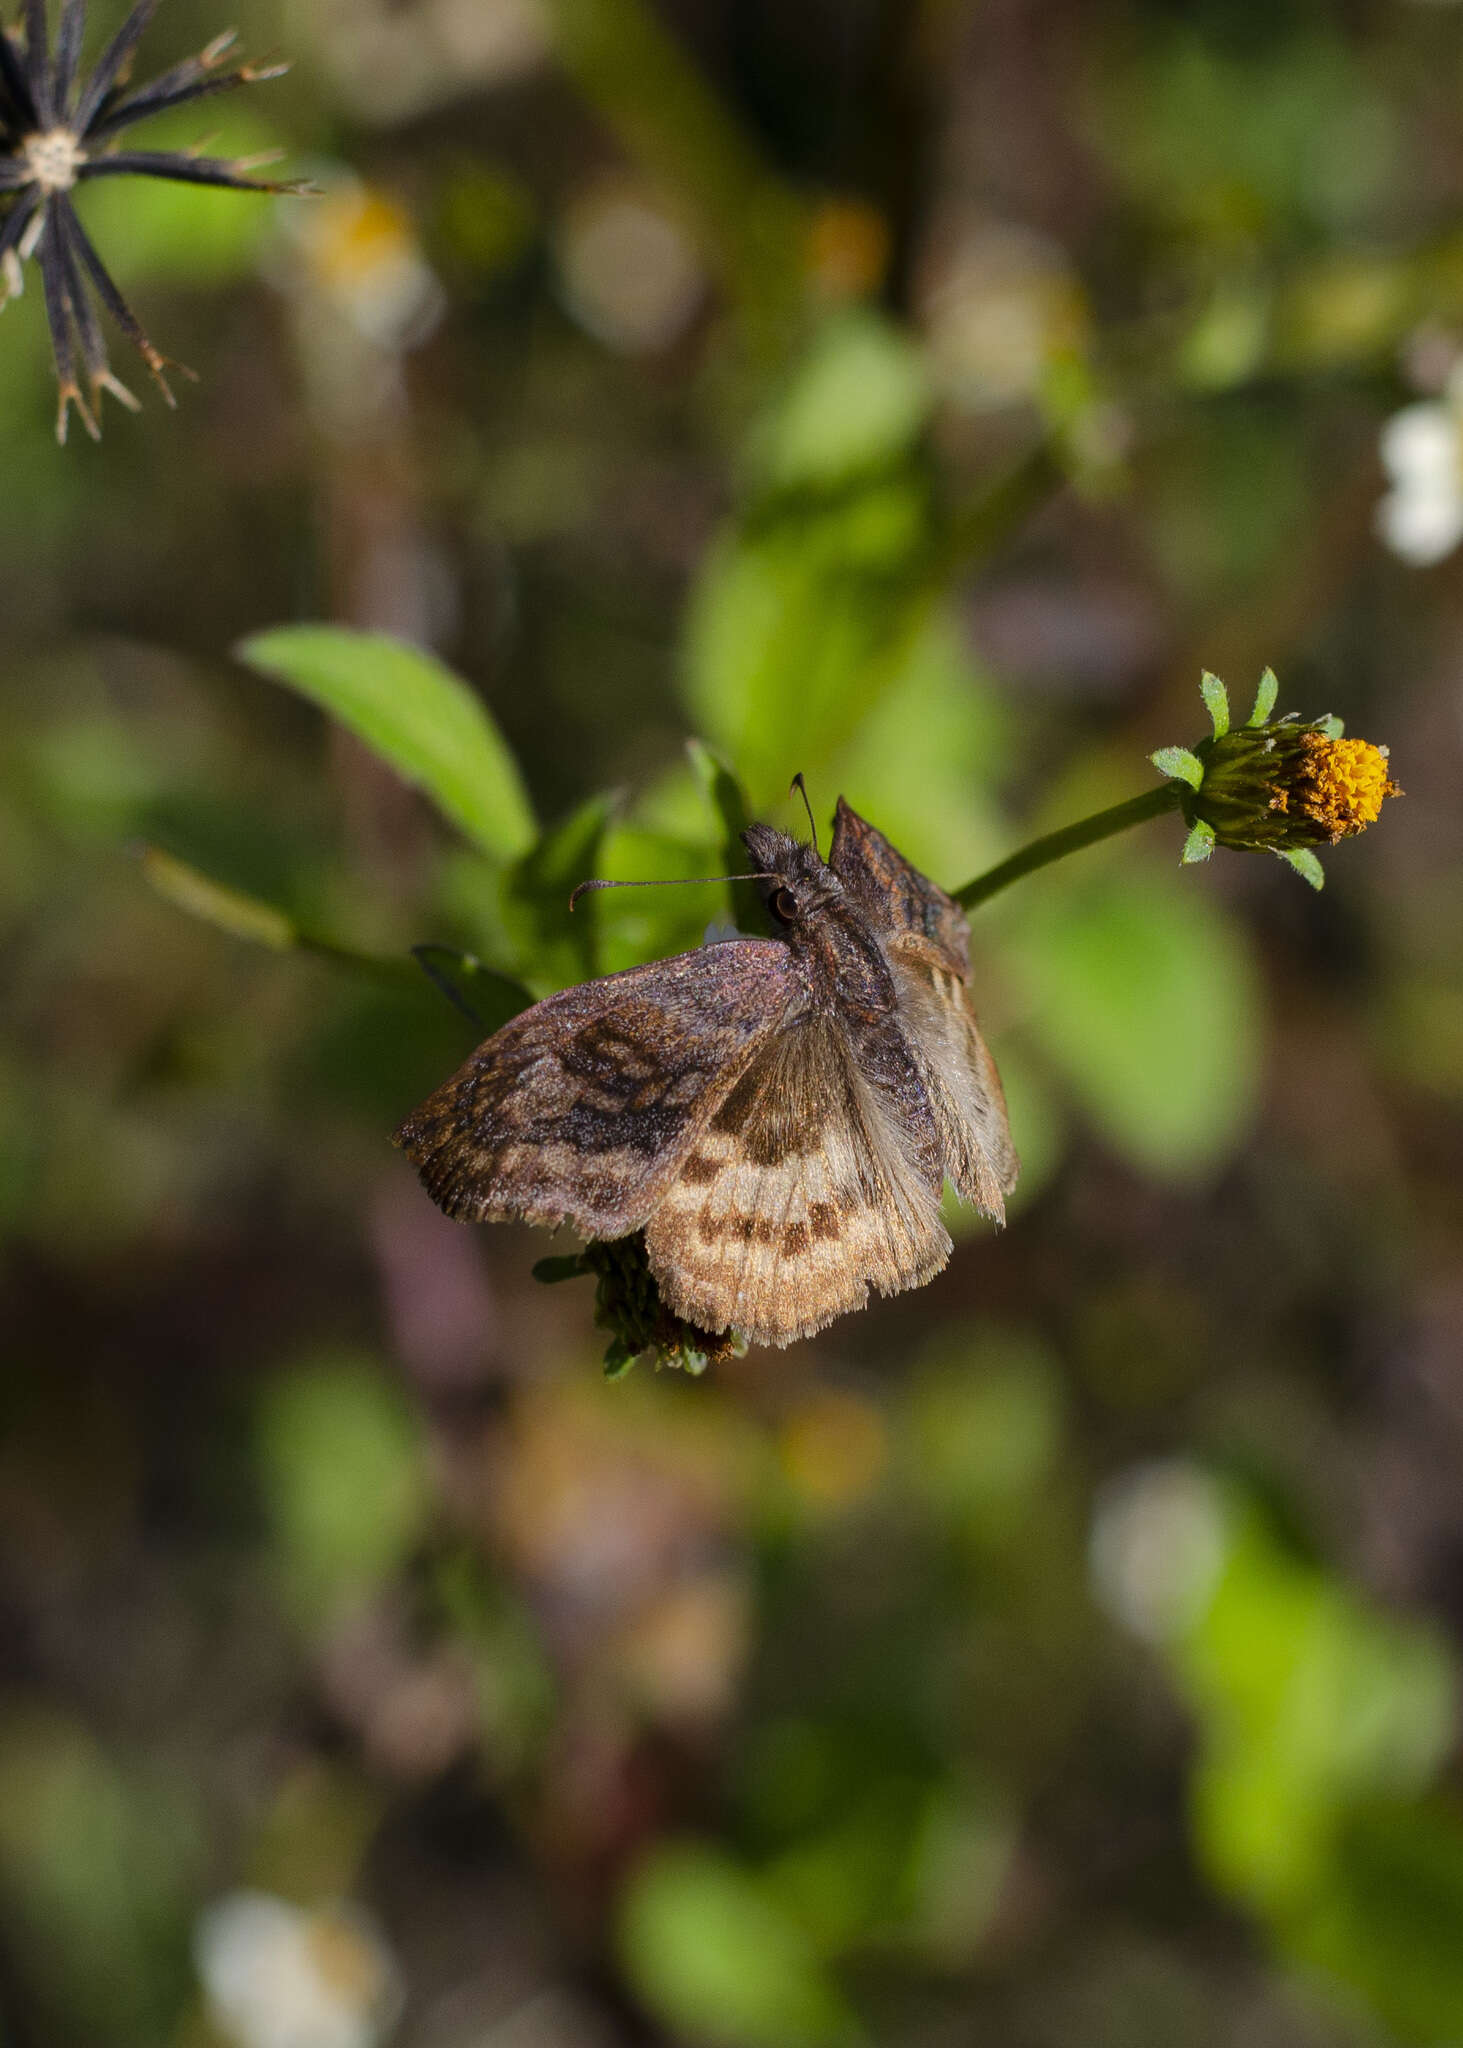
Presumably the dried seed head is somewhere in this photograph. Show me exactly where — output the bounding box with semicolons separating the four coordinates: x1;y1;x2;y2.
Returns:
23;127;85;193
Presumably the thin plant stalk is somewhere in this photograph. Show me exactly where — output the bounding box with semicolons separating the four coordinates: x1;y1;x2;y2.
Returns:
953;782;1184;911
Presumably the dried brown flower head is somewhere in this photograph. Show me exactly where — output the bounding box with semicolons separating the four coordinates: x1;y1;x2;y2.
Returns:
0;0;306;440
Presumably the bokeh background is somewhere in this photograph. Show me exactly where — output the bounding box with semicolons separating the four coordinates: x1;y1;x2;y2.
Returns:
5;1;1463;2043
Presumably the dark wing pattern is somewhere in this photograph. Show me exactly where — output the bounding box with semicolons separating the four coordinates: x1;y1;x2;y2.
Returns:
394;940;801;1238
830;798;1019;1217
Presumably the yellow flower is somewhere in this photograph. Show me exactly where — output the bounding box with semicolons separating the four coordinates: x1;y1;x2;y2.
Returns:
1268;732;1401;843
1153;671;1402;887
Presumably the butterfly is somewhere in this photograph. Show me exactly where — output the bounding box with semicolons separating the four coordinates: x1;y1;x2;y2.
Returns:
394;799;1018;1348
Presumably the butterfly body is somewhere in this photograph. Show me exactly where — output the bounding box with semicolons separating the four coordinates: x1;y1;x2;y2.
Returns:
395;800;1017;1347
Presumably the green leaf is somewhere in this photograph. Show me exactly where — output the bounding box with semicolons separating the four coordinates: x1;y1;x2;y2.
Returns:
618;1842;863;2048
0;1709;199;2045
1316;714;1345;740
532;1255;588;1286
998;865;1261;1179
1279;847;1326;890
1249;666;1279;726
682;482;932;801
687;737;753;864
502;790;621;992
1199;671;1230;736
1301;1804;1463;2044
409;947;535;1034
139;844;416;986
591;825;734;976
1150;747;1205;791
138;843;295;951
237;627;535;861
687;738;765;936
603;1341;639;1381
1172;1494;1460;1926
255;1352;429;1621
750;311;932;494
1181;819;1217;864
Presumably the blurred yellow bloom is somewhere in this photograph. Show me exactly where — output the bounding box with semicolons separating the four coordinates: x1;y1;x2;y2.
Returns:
284;178;444;351
805;196;891;304
779;1387;889;1512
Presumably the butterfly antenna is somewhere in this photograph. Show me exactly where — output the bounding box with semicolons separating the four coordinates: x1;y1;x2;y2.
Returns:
568;872;776;913
789;772;821;859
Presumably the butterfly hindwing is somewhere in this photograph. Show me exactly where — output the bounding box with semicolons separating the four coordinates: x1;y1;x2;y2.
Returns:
393;940;801;1238
643;1011;951;1347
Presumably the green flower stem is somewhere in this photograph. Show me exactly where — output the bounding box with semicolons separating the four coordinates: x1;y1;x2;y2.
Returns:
952;782;1185;911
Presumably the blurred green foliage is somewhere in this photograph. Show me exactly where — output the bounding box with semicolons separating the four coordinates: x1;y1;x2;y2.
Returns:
1;2;1460;2047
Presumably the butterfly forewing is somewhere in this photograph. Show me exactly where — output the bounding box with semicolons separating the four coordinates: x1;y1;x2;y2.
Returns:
888;956;1017;1215
394;940;801;1237
828;798;972;980
829;797;1018;1215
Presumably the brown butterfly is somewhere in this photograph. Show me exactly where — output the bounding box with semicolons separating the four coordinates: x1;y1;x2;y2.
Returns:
394;799;1017;1348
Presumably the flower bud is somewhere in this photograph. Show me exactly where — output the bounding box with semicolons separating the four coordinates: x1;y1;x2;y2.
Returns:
1193;722;1400;852
1152;671;1401;884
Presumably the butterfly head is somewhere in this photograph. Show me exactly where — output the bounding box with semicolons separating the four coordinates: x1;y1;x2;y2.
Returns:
741;823;843;929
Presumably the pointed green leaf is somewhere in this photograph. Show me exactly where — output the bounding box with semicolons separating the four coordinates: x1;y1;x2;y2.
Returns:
503;790;622;991
680;476;933;800
532;1255;588;1286
237;626;536;861
138;844;295;950
1181;819;1217;864
603;1341;639;1381
409;947;534;1034
1279;848;1326;890
687;738;762;935
1249;667;1279;726
686;737;752;857
1151;747;1205;791
1200;671;1230;737
140;844;413;986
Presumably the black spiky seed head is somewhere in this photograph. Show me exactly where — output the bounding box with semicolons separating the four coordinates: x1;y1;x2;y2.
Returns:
0;0;309;442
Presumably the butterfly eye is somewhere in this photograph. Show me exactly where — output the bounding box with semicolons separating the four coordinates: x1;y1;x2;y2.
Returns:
771;887;801;923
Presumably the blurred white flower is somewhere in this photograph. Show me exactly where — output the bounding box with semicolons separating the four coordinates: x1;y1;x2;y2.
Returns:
555;183;706;356
195;1892;404;2048
915;220;1087;410
1376;367;1463;566
1088;1460;1229;1645
299;0;551;122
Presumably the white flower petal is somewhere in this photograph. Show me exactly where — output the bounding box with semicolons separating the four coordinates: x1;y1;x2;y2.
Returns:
1089;1461;1229;1645
1375;481;1463;566
1378;401;1459;488
194;1892;403;2048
